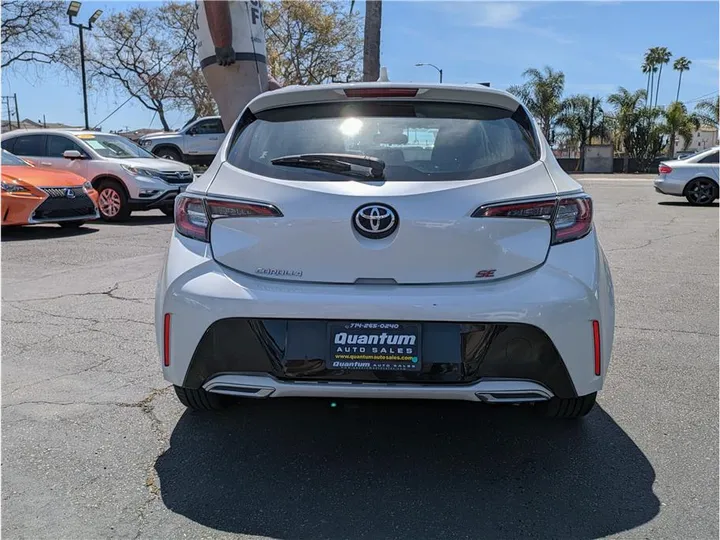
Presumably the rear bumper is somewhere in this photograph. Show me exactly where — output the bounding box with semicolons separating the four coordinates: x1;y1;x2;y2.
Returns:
204;374;555;403
654;176;685;196
155;229;615;398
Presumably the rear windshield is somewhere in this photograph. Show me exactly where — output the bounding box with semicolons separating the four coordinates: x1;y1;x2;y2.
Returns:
226;101;539;181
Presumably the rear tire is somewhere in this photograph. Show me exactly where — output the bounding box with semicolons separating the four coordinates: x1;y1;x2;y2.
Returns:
541;392;597;418
174;385;230;411
156;147;182;162
59;220;86;228
684;178;718;206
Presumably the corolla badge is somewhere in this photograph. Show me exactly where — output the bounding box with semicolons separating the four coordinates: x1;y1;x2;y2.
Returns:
353;203;398;239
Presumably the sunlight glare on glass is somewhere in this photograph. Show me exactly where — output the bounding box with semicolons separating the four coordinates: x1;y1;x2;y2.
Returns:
339;117;363;137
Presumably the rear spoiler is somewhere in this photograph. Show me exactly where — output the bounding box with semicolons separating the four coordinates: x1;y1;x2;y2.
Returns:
248;83;522;114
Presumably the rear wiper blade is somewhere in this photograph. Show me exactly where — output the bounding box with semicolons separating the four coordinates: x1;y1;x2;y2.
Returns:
271;153;386;179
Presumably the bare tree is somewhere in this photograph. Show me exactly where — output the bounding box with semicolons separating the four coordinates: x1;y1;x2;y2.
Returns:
362;0;381;81
87;7;191;131
264;0;362;85
158;2;216;122
1;0;69;69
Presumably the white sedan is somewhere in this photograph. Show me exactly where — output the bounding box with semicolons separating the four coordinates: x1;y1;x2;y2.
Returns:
155;81;615;419
655;147;719;205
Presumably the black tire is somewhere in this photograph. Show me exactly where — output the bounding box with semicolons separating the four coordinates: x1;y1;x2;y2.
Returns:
541;392;597;418
155;147;182;162
96;180;131;222
684;178;718;206
174;385;230;411
160;207;174;217
59;220;86;228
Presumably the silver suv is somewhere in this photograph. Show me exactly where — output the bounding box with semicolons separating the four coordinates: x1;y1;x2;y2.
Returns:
138;116;225;166
0;129;195;221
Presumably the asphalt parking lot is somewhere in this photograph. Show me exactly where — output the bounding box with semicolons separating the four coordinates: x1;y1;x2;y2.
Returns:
2;176;718;539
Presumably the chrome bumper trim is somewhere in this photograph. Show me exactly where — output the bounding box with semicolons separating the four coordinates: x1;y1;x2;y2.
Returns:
203;375;554;403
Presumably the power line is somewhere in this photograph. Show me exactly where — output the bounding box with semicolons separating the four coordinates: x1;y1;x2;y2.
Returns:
683;90;718;105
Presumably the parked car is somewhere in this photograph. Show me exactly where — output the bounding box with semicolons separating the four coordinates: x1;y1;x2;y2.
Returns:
1;130;195;221
655;146;719;205
1;149;99;228
155;82;616;419
137;116;225;165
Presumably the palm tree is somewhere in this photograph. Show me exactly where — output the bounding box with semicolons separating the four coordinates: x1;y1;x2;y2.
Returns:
663;101;700;157
673;57;691;101
507;66;566;142
641;61;654;106
556;94;604;169
694;96;719;129
607;87;648;171
362;0;382;81
643;48;659;110
653;47;672;108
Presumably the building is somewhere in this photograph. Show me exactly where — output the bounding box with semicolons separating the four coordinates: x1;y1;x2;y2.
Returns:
674;126;719;155
1;118;85;131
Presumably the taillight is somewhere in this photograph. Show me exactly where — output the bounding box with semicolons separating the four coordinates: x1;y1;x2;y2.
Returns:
658;164;672;174
174;194;282;242
344;88;418;98
473;195;593;245
175;196;209;241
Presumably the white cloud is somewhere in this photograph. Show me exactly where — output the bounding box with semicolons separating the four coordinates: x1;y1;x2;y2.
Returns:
472;3;525;28
694;58;720;72
437;2;574;44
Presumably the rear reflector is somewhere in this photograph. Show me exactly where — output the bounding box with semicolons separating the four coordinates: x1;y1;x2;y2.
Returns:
658;164;672;174
163;313;171;367
592;320;601;376
344;88;418;98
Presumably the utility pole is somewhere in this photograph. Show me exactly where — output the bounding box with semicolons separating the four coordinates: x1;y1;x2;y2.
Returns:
5;97;12;131
363;0;382;82
13;93;19;128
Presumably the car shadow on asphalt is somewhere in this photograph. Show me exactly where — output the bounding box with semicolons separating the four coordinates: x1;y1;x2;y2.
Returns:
155;399;659;539
1;225;99;242
657;201;719;207
99;214;174;226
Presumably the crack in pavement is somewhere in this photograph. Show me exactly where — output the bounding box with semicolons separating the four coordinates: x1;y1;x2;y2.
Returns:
616;325;719;337
606;230;704;253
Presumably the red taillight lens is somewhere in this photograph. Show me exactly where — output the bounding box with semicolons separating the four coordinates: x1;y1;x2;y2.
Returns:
554;196;593;244
163;313;171;367
592;320;601;376
174;194;282;242
175;196;209;241
344;88;418;98
658;164;672;174
473;196;593;245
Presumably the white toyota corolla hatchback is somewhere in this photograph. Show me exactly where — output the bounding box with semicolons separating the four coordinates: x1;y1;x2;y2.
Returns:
155;82;615;418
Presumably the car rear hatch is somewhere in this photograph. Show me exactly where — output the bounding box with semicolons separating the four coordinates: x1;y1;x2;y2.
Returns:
206;86;559;285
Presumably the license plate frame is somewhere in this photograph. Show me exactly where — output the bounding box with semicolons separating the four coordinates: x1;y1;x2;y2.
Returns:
327;321;422;372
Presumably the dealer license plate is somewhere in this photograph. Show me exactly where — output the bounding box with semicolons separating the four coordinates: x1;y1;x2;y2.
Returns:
327;322;422;372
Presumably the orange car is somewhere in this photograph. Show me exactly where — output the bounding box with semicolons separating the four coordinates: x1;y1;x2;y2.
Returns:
2;149;99;228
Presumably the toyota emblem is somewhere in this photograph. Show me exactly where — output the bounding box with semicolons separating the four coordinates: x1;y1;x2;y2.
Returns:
352;203;398;239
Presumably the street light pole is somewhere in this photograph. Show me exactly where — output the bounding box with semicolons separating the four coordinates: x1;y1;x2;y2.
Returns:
415;63;443;83
67;2;102;130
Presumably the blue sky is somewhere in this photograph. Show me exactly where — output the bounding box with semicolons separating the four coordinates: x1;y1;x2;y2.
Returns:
2;0;718;131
